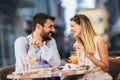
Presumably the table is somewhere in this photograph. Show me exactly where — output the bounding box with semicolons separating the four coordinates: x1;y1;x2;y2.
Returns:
7;66;101;80
7;68;87;80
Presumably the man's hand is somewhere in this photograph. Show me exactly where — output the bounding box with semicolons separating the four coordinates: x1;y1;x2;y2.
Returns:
29;38;43;47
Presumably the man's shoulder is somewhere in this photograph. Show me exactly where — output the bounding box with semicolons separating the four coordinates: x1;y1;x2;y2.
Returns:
15;37;28;44
15;36;27;40
15;34;31;42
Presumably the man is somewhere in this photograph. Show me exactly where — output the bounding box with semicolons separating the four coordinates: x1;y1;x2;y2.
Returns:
14;12;61;72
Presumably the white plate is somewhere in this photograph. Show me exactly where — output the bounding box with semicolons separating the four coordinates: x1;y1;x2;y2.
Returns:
62;63;79;71
29;69;38;73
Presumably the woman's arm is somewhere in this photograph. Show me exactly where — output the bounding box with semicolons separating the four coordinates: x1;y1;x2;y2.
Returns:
86;36;109;71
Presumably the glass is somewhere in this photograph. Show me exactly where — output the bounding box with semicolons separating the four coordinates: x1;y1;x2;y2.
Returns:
76;51;86;70
21;56;29;74
69;51;78;64
70;51;77;56
27;48;37;71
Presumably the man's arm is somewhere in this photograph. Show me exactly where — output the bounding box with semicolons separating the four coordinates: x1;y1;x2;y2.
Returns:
14;37;28;72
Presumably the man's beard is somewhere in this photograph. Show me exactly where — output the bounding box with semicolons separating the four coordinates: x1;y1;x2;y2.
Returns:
41;30;53;41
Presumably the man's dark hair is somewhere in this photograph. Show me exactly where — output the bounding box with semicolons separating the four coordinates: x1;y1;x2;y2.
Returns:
32;12;55;31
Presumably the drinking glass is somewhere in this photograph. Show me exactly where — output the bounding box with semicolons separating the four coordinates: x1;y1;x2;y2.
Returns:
76;51;86;70
27;48;37;71
69;51;78;64
21;56;29;74
70;51;77;56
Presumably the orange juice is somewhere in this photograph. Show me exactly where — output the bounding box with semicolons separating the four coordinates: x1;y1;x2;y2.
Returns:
29;58;36;64
69;55;78;64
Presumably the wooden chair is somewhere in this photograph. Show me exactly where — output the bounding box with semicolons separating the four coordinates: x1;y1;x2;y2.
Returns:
0;65;15;80
108;59;120;80
109;50;120;56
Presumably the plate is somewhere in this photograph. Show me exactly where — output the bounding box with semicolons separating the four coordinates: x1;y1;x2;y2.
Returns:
61;63;79;71
29;69;38;73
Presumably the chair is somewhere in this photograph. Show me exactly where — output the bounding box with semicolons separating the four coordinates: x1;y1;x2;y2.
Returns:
108;59;120;80
109;50;120;56
0;65;15;80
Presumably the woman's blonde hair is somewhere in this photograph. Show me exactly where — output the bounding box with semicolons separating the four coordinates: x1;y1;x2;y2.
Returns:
71;14;97;55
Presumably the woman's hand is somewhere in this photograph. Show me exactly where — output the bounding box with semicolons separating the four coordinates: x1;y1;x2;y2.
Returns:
86;52;92;58
76;43;84;52
29;38;43;47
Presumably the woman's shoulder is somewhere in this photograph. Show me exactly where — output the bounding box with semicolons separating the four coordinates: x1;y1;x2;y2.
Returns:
95;36;106;45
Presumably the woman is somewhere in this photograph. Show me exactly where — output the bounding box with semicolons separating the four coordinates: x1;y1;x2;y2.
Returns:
70;14;112;80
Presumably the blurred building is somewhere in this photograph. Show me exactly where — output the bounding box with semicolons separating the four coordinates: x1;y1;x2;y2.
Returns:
0;0;35;67
0;0;65;67
105;0;120;50
95;0;120;50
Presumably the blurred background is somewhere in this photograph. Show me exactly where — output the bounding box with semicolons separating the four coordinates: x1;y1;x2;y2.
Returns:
0;0;120;68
